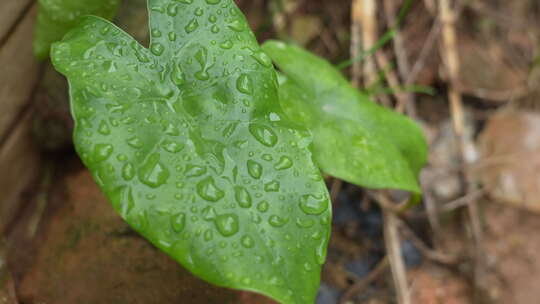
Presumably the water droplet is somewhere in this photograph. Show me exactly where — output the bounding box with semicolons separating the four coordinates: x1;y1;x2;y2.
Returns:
205;0;220;4
241;235;255;248
127;136;143;148
234;186;252;208
94;144;113;162
257;201;269;213
268;215;288;227
247;160;262;179
299;194;328;215
185;165;206;177
228;19;244;32
204;229;213;241
202;206;217;220
122;163;135;181
138;153;169;188
161;140;184;153
236;74;253;95
176;0;193;4
151;29;162;37
215;214;239;237
197;177;224;202
220;40;233;49
264;180;280;192
171;63;186;86
167;3;178;16
185;18;199;33
303;262;313;272
171;212;186;232
112;186;134;217
315;241;326;265
251;51;273;67
249;124;278;147
98;120;111;135
274;156;293;170
296;218;315;228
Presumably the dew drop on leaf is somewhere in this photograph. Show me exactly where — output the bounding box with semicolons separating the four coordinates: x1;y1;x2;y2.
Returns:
196;176;224;202
246;160;262;179
299;194;328;215
94;143;113;162
268;215;287;227
234;186;252;208
240;235;254;248
249;124;278;147
236;74;253;95
185;18;199;33
122;162;135;181
215;214;239;237
264;180;280;192
138;153;170;188
274;156;293;170
257;200;269;213
171;212;186;232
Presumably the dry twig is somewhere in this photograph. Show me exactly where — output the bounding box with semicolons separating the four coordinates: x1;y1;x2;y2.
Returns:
439;0;486;300
339;256;389;304
384;210;411;304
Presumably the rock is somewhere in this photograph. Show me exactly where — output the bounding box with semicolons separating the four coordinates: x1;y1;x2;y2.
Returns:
478;110;540;213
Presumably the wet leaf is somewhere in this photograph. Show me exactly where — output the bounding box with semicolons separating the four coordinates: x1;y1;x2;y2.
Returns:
262;41;427;193
51;1;330;303
34;0;122;60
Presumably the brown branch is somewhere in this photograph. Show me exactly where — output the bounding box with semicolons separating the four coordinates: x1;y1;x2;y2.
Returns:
339;256;389;304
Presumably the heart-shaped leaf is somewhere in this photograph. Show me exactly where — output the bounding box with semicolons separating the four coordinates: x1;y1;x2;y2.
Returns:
51;1;331;303
34;0;122;60
262;41;428;193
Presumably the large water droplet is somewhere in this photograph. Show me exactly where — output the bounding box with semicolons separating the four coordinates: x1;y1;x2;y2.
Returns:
251;51;273;68
234;186;252;208
274;156;293;170
236;74;253;95
138;153;169;188
299;194;328;215
268;215;288;227
197;177;224;202
257;201;269;213
202;206;217;220
247;160;262;179
215;214;239;237
150;42;165;56
185;18;199;33
264;180;280;192
249;124;278;147
94;144;113;162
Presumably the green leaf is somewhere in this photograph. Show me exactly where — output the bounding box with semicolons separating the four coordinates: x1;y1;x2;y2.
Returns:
34;0;122;60
50;1;331;303
262;41;428;193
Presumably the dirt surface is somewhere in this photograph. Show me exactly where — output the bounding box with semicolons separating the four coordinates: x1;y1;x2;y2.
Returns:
12;161;249;304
